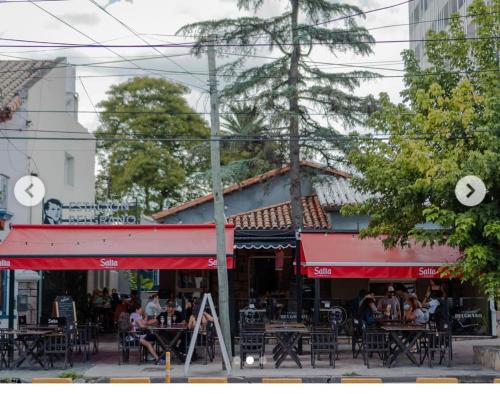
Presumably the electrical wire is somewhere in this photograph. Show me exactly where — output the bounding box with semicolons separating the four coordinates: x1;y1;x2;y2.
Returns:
0;34;496;48
26;0;207;91
86;0;207;87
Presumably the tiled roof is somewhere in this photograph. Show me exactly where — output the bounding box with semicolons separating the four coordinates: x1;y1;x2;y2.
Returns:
313;175;371;208
0;58;64;122
153;161;349;221
227;195;329;230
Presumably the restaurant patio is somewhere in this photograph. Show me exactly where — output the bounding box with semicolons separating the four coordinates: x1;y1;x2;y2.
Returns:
0;332;498;383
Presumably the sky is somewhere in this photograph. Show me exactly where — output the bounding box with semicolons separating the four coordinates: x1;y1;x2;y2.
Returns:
0;0;410;132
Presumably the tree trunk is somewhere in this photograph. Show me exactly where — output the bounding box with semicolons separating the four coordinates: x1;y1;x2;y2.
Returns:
288;0;302;230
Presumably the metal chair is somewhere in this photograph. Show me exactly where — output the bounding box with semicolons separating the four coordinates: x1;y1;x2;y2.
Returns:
117;331;144;365
361;323;390;368
0;329;14;369
74;324;91;361
310;328;337;368
239;331;265;369
44;325;75;369
420;321;452;367
193;322;216;364
351;318;363;359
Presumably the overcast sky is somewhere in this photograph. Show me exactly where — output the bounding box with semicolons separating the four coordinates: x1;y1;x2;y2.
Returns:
0;0;409;132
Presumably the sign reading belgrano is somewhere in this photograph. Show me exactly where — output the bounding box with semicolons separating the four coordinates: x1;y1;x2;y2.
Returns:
42;199;138;224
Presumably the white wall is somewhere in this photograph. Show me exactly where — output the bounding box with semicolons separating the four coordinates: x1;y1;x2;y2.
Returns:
0;60;96;327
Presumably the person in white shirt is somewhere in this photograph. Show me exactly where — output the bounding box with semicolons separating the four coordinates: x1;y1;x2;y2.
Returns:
145;294;162;319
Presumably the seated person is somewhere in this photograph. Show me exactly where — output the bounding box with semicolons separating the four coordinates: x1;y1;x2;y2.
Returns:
145;294;163;319
157;302;184;325
358;292;378;327
404;294;426;325
187;305;214;330
130;305;164;364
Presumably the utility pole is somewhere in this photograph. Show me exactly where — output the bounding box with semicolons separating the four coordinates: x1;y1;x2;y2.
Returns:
207;38;233;363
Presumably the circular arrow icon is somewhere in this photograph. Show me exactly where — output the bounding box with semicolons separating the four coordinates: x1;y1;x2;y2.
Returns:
455;175;486;207
14;175;46;207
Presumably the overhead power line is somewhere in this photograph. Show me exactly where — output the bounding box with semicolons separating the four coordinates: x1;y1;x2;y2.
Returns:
0;133;486;143
0;35;496;49
86;0;207;87
26;0;207;92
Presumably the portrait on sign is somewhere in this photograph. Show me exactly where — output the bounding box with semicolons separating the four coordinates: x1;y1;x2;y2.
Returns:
43;198;63;224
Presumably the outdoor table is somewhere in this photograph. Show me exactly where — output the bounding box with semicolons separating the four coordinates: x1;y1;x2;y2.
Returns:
6;329;54;368
381;324;428;367
147;324;187;362
265;323;309;368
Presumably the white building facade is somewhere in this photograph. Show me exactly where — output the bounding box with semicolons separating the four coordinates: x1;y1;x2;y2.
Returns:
0;58;96;327
409;0;478;67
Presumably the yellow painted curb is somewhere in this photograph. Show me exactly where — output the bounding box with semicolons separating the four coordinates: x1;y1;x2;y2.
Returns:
341;377;382;383
109;377;151;383
492;378;500;383
187;377;228;383
416;377;458;383
262;378;302;383
32;378;73;384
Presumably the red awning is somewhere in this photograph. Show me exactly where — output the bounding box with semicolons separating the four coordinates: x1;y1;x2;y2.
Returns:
300;232;460;279
0;224;234;270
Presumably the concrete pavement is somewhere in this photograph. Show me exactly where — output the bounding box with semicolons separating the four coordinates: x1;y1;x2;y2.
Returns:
1;336;499;383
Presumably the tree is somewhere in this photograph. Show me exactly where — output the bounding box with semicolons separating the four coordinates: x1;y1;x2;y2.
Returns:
178;0;377;230
344;0;500;297
220;103;286;183
96;77;210;215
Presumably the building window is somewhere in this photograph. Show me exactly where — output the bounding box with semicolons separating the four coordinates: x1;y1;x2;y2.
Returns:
0;174;7;209
64;153;75;186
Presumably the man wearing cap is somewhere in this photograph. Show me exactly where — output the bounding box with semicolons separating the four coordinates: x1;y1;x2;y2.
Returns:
377;286;401;320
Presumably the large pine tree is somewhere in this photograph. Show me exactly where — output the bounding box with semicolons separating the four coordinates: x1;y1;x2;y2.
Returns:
179;0;377;230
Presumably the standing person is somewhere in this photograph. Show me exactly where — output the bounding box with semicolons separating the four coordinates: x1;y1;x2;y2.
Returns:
129;305;164;364
424;279;447;303
377;286;401;320
145;294;162;320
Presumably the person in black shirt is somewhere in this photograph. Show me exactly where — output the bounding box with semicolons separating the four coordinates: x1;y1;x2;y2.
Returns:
157;302;184;326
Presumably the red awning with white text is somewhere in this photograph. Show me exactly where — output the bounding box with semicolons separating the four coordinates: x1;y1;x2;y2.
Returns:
300;232;460;279
0;224;234;270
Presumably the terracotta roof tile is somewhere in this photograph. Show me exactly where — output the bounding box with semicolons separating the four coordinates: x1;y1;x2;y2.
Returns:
0;58;64;122
227;195;329;230
153;161;349;221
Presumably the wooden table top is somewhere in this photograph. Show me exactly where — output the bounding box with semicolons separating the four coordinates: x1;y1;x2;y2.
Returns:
265;323;309;333
147;324;187;331
4;330;55;336
380;325;428;332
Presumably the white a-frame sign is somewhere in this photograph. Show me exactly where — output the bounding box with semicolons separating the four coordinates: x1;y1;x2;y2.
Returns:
184;293;232;376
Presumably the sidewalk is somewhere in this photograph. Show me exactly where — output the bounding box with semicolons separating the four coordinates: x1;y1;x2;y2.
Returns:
1;336;499;383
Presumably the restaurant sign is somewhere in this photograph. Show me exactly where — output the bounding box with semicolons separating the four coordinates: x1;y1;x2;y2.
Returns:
42;199;138;225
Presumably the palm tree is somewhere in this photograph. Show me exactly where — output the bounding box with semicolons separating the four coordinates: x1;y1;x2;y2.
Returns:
220;103;285;183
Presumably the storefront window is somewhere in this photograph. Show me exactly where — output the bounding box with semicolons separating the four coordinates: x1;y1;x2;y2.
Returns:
177;270;208;299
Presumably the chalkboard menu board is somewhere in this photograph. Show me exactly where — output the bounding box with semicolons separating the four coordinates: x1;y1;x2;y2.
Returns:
54;296;77;323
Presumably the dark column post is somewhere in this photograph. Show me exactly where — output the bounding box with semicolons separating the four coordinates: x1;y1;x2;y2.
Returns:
8;270;15;329
295;234;302;323
314;278;320;325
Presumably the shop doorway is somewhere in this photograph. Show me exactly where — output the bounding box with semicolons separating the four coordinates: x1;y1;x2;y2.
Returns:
250;256;277;298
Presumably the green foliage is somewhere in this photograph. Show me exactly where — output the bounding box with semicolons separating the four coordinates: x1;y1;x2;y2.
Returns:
58;371;84;380
95;77;210;215
219;103;286;183
177;0;378;174
344;0;500;297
